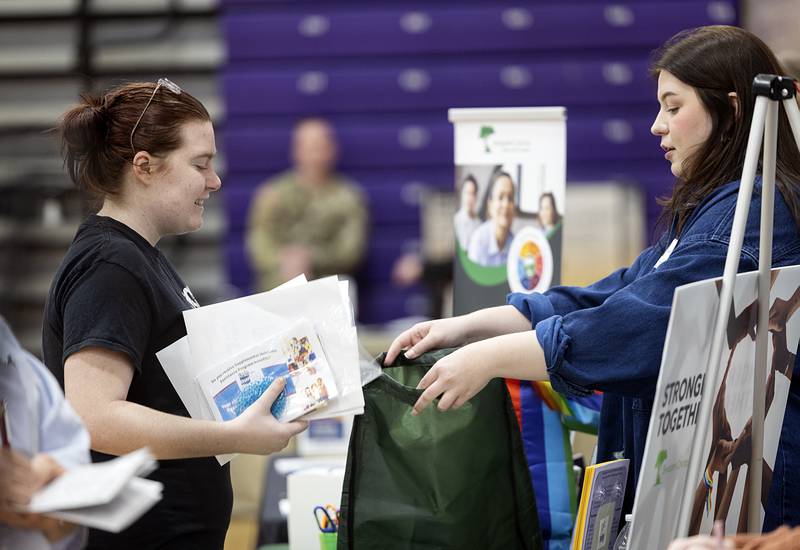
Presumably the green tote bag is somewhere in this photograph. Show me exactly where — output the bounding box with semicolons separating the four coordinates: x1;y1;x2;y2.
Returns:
338;348;543;550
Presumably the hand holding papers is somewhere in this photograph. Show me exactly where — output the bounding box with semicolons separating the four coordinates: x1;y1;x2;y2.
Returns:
27;448;162;533
196;319;339;423
157;276;364;465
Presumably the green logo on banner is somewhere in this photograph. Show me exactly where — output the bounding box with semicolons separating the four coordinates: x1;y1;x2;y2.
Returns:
479;125;495;152
457;245;507;286
655;449;668;486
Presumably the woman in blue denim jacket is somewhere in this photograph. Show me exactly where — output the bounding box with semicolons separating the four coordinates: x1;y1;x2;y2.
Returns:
385;25;800;529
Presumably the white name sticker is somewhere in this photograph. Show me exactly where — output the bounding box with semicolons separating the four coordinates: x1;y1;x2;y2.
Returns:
654;238;678;269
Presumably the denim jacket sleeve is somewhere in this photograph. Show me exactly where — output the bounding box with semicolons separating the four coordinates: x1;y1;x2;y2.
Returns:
535;237;757;399
507;243;659;323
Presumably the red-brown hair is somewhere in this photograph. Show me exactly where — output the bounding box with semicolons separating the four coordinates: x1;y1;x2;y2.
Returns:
58;81;210;203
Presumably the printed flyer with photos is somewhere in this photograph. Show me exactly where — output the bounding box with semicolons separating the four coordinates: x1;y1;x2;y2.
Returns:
195;319;338;423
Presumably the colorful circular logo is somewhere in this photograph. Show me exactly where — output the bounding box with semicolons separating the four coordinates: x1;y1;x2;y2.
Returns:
507;226;552;293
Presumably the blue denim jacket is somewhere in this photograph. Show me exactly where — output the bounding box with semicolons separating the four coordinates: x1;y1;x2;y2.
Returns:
508;179;800;527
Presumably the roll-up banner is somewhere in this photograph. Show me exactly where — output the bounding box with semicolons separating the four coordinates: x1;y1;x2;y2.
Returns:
448;107;566;314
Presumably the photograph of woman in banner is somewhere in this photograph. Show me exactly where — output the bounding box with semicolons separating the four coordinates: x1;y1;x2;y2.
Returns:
467;171;517;267
385;25;800;532
537;192;562;241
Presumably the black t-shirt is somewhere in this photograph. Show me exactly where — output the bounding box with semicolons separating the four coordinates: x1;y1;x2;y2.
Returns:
43;215;232;550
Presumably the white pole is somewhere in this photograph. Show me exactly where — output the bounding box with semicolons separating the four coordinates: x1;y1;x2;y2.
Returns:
749;99;777;532
782;96;800;148
676;95;769;537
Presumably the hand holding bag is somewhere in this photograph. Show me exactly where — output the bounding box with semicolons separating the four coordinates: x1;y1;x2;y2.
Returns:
338;348;543;550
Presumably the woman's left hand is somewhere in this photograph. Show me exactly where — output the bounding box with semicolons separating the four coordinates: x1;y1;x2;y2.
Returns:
411;342;498;415
410;330;547;415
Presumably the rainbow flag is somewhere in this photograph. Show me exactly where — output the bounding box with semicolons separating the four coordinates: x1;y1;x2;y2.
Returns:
507;379;602;550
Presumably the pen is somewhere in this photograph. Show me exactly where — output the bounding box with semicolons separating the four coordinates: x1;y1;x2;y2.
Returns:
0;400;9;448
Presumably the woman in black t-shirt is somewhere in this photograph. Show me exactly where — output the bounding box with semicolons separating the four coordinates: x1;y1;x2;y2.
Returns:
42;80;308;550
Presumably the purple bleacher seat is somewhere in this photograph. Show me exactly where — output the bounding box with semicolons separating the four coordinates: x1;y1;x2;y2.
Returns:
224;115;660;172
357;285;428;325
223;182;421;233
224;2;737;60
223;235;254;293
567;159;667;184
223;58;653;116
221;184;258;232
356;228;420;283
221;168;451;231
226;222;419;281
225;122;453;170
220;0;738;324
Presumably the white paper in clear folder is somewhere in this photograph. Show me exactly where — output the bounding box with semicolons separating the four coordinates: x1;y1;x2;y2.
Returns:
157;277;307;465
182;276;364;420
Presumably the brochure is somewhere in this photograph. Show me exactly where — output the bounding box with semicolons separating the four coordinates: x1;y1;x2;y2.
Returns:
195;319;339;423
571;459;629;550
27;447;162;533
181;276;364;420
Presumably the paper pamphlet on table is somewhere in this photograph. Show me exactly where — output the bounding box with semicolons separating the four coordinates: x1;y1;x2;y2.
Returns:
27;448;162;533
196;319;339;423
182;276;364;419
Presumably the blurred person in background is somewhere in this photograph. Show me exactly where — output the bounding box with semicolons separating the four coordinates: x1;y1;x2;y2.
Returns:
247;118;367;291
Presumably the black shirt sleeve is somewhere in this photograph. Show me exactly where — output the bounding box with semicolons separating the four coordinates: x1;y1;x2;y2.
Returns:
62;261;152;371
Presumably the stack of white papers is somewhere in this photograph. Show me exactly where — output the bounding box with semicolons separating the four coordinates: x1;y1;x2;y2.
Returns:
157;276;364;465
27;448;162;533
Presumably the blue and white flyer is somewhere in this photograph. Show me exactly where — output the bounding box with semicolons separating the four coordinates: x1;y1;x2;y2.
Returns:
195;319;339;423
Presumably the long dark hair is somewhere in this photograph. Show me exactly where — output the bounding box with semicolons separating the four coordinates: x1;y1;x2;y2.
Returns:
651;25;800;232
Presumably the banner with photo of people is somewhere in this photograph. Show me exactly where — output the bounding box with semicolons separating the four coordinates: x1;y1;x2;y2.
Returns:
448;107;566;314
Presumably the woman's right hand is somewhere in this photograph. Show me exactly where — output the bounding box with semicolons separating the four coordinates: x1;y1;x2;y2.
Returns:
226;378;308;455
384;316;473;366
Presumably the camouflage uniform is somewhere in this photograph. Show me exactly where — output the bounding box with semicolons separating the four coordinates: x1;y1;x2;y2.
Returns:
246;170;367;291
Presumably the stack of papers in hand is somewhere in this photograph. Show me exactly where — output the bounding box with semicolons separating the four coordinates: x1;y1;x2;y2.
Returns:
156;276;364;465
27;448;162;533
196;319;339;423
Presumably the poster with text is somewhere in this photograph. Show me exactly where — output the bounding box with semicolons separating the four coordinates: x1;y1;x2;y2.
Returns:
629;265;800;549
